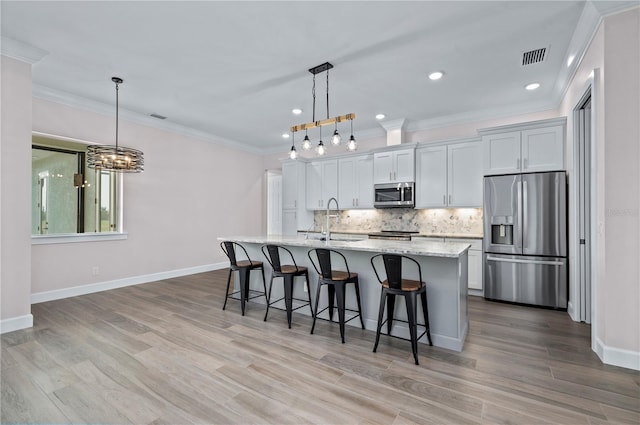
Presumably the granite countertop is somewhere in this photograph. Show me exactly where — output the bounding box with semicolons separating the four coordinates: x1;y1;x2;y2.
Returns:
219;235;470;258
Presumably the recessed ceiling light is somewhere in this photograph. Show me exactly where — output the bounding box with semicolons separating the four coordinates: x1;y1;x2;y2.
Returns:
282;133;290;139
428;71;444;80
375;114;385;120
292;108;302;115
525;82;541;91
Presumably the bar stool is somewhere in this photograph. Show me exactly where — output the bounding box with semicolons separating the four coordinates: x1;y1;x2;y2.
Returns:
220;241;267;316
370;253;432;365
262;245;313;328
307;248;365;343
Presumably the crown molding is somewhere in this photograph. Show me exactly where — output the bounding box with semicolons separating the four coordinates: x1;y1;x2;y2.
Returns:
0;36;48;64
32;85;263;155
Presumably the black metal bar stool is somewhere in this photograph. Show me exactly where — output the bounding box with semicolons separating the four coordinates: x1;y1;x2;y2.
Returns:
307;248;365;343
262;244;313;328
220;241;267;316
370;253;432;365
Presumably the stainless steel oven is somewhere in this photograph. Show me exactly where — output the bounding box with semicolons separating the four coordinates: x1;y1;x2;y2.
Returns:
374;182;415;208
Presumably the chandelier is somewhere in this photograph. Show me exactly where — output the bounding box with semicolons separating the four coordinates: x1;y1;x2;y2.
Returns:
87;77;144;173
288;62;356;159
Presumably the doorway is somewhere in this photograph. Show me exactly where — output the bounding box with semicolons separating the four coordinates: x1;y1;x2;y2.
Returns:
574;88;592;324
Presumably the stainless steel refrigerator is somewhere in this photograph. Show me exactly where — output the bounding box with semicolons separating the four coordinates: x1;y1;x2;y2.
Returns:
483;171;567;309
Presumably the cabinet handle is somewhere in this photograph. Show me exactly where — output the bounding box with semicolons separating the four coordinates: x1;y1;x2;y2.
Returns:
443;195;446;205
517;158;521;169
294;200;296;208
356;198;359;206
449;194;452;204
390;172;392;181
524;158;528;169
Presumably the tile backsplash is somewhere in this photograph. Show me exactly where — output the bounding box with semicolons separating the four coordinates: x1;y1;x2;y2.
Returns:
313;208;483;235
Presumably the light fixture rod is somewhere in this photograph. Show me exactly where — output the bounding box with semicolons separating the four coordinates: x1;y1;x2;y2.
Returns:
290;113;356;133
112;77;122;149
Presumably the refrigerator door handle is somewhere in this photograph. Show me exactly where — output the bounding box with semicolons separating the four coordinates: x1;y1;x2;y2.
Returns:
523;180;528;251
516;180;522;249
486;256;565;266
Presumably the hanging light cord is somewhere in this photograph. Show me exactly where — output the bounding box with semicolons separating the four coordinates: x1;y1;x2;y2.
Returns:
326;68;330;119
114;80;120;150
312;73;316;123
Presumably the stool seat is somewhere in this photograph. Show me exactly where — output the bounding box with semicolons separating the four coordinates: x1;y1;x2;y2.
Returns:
280;264;307;274
220;241;267;316
382;278;421;291
308;248;365;343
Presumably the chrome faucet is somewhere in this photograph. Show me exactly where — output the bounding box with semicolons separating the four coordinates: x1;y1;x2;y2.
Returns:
325;197;340;243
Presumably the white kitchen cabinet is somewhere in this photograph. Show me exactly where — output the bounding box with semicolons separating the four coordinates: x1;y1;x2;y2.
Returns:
413;236;483;290
306;159;338;210
416;141;482;208
338;154;374;209
281;160;313;235
481;119;566;175
373;148;415;184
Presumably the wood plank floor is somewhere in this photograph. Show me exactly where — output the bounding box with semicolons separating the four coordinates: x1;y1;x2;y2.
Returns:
2;269;638;424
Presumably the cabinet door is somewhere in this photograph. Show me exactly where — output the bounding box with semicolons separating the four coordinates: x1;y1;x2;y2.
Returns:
467;249;482;290
416;146;447;208
521;125;564;172
306;162;322;209
373;152;393;184
321;160;339;207
282;161;298;210
338;158;357;208
483;131;521;175
448;142;483;207
394;149;415;182
282;209;297;236
355;155;374;208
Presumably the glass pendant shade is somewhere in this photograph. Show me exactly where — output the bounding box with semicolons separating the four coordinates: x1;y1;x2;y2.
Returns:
302;134;311;150
289;145;298;159
331;129;341;145
316;140;326;156
347;135;357;151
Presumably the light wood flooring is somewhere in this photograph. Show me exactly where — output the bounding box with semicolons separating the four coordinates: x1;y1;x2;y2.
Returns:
2;269;639;424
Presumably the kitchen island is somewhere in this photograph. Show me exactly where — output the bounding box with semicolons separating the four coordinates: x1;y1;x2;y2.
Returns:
218;236;470;352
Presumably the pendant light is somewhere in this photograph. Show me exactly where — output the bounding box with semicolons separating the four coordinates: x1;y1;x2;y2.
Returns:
288;62;355;157
289;131;298;159
87;77;144;173
347;119;357;151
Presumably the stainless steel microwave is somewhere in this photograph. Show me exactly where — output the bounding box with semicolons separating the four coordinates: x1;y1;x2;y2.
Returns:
374;182;415;208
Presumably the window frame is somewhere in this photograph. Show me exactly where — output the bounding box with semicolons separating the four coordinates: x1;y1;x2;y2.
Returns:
30;132;127;245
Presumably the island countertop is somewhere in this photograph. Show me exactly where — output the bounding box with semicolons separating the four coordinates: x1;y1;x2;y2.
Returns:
218;235;470;258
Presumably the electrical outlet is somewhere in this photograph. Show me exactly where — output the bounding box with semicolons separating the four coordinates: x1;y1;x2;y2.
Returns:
303;283;308;292
92;266;100;276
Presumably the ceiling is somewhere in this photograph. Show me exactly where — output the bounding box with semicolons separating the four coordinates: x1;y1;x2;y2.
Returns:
1;1;636;154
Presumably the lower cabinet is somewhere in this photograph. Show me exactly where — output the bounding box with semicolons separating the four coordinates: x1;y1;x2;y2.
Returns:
413;237;483;291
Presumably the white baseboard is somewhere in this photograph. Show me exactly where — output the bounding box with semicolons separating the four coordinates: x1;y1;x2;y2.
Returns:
31;262;228;304
595;337;640;371
0;314;34;334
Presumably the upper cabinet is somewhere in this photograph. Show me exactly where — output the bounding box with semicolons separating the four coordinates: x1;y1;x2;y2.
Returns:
416;140;483;208
306;159;338;210
338;154;374;209
481;118;566;175
373;148;415;184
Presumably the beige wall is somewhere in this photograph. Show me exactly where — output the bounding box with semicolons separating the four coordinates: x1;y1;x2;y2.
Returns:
1;56;33;326
30;98;266;295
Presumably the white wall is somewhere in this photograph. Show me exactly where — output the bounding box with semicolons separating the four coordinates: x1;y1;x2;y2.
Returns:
30;98;266;296
0;56;33;331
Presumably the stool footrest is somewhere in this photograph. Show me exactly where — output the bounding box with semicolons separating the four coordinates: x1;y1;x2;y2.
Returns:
267;296;311;313
227;289;266;301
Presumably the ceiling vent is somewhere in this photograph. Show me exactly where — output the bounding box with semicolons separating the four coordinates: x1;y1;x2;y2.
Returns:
522;47;547;66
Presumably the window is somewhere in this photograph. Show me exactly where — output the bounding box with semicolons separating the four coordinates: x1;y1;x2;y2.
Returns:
32;134;121;236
